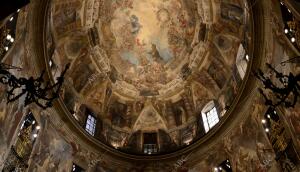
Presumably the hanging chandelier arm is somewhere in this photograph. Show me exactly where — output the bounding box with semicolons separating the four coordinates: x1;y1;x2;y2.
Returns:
256;61;300;109
257;76;293;108
266;63;289;83
42;63;70;99
259;75;286;93
0;63;22;71
274;92;292;107
0;70;12;77
44;63;69;90
34;89;57;101
254;69;281;91
258;88;275;107
25;63;70;108
0;62;69;109
33;99;49;109
280;56;300;66
7;89;26;103
8;76;23;89
43;81;62;95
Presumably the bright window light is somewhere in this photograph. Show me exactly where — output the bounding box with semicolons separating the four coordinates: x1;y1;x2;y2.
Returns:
202;107;219;133
85;114;96;136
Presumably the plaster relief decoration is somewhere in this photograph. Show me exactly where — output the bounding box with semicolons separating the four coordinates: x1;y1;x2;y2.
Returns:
133;102;167;132
84;0;100;28
52;1;82;38
48;0;252;154
5;0;300;170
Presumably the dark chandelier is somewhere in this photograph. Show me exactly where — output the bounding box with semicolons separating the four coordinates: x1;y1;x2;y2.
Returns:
254;56;300;109
0;63;69;109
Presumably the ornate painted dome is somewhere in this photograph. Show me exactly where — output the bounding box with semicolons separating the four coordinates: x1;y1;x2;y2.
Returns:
3;0;300;171
46;0;252;155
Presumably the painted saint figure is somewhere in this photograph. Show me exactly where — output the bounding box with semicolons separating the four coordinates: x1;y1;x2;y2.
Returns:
150;44;164;63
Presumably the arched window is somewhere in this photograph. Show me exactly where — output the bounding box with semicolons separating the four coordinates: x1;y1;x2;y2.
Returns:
236;44;249;79
201;101;219;133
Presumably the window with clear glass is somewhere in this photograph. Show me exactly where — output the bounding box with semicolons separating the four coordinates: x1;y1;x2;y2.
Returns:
85;114;96;136
202;107;219;133
143;133;158;154
143;144;158;154
236;44;248;79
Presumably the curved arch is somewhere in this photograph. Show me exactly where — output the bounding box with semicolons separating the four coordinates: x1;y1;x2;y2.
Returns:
24;0;267;163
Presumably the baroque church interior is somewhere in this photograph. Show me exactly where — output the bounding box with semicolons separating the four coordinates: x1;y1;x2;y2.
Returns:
0;0;300;171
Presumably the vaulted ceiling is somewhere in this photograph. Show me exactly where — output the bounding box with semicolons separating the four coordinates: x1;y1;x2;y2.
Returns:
46;0;252;154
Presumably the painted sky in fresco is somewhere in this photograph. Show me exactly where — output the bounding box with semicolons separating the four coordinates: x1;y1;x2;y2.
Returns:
111;0;178;66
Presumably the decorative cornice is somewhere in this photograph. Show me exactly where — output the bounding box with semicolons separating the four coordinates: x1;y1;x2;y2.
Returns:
28;0;266;164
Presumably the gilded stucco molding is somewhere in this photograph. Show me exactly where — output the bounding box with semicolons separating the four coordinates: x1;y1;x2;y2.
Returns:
27;0;270;166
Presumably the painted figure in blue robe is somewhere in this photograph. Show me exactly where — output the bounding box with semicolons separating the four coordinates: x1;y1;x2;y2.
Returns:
130;15;142;35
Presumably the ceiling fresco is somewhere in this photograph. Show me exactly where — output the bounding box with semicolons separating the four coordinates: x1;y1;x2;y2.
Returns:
47;0;252;155
107;0;195;92
97;0;198;95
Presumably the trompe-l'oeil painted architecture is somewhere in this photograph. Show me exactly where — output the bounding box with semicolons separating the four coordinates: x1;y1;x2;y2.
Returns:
0;0;300;171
